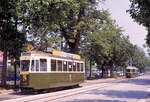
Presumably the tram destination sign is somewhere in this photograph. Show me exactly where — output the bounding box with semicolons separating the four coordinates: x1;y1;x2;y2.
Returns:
0;51;3;66
21;52;31;56
52;50;81;60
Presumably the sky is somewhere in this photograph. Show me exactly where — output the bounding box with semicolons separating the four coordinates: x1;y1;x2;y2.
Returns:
99;0;148;53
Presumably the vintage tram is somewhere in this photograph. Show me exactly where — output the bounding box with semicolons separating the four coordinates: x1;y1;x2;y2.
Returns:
20;50;85;91
126;66;138;78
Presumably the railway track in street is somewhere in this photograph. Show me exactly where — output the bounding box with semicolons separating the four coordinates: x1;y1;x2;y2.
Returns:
2;79;123;102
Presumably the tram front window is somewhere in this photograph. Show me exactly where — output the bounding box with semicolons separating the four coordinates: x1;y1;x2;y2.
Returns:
21;60;30;72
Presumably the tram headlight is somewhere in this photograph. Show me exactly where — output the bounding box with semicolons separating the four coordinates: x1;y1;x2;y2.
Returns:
23;74;27;81
20;72;29;85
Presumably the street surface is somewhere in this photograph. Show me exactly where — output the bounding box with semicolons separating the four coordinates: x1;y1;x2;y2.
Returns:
1;74;150;102
59;75;150;102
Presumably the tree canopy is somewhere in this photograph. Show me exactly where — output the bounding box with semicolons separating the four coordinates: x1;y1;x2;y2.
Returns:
128;0;150;48
16;0;107;53
81;10;150;77
0;0;26;86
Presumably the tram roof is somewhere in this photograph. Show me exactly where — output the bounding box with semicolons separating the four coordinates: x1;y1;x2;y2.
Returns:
21;50;83;61
126;66;138;70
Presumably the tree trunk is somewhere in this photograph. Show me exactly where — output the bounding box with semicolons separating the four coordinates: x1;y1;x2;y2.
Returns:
61;29;81;54
101;64;105;78
1;40;7;86
14;61;17;88
110;64;113;78
85;58;88;78
70;31;81;53
89;59;92;78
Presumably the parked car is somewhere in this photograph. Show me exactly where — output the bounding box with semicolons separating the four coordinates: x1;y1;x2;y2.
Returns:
94;73;102;79
138;73;144;76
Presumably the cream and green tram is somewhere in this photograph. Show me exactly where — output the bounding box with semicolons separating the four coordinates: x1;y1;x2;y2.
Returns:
126;66;138;78
20;50;85;91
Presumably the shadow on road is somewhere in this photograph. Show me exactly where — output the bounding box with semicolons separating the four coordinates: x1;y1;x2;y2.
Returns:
119;78;150;86
66;99;125;102
9;91;35;95
9;85;82;96
87;90;149;99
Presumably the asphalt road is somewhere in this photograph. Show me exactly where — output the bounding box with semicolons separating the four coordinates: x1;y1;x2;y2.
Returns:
1;74;150;102
58;74;150;102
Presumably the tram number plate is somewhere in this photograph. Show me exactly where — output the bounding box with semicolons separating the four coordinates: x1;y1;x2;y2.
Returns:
69;74;72;82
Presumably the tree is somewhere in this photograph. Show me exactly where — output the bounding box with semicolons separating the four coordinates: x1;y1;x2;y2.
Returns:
128;0;150;47
16;0;80;51
130;46;150;72
28;32;62;51
81;10;117;77
16;0;105;53
0;0;26;86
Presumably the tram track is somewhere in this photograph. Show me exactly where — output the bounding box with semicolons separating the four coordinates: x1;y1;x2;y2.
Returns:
34;83;118;102
3;79;124;102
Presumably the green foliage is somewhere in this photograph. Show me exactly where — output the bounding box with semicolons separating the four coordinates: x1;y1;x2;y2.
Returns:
128;0;150;70
1;0;150;80
16;0;107;53
81;9;150;73
0;0;26;59
30;32;62;50
81;10;116;65
128;0;150;47
17;0;79;29
131;46;150;69
128;0;150;27
0;0;26;86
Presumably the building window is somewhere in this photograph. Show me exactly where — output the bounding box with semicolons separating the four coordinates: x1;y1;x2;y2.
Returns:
63;61;67;71
68;62;72;71
77;63;80;71
40;59;47;71
73;62;76;71
51;59;56;71
58;60;62;71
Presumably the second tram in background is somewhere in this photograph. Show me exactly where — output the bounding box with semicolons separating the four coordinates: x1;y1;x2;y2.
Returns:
126;66;138;78
20;50;85;91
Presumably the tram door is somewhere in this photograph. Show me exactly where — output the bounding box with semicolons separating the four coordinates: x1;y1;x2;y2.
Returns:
30;58;40;72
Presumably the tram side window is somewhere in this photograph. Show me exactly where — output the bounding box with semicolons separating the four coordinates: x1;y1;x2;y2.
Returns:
51;59;56;71
31;60;34;71
81;63;83;72
126;69;130;72
68;62;72;71
36;60;39;71
58;60;62;71
63;61;67;71
73;63;76;71
40;59;47;71
77;63;80;71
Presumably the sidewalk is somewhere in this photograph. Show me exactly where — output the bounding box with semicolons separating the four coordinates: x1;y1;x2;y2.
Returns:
0;89;14;94
0;81;20;94
81;76;126;86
